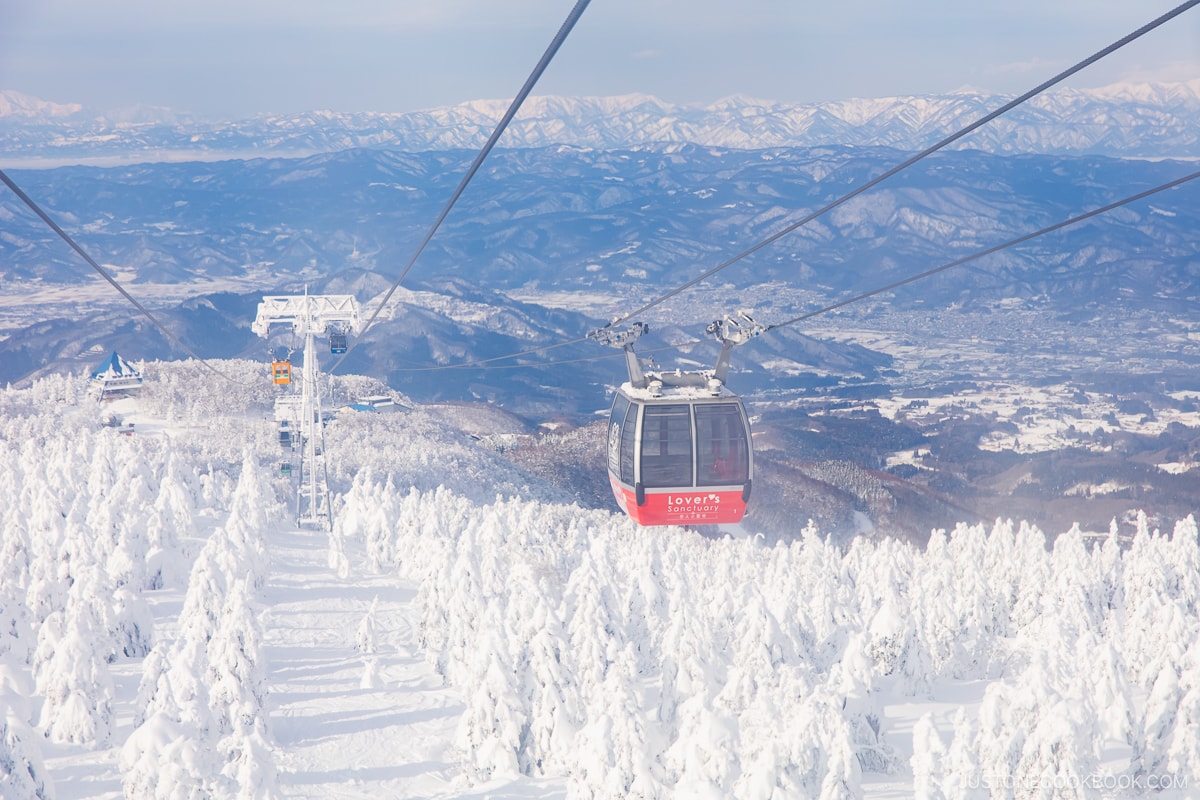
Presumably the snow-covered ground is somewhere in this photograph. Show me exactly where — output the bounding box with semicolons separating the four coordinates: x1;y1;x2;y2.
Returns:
870;383;1200;457
3;362;1199;799
260;526;567;799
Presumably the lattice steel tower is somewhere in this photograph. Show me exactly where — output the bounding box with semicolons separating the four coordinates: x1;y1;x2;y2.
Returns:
252;290;361;530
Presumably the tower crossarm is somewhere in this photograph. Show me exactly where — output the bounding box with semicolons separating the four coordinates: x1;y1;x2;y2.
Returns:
252;294;362;339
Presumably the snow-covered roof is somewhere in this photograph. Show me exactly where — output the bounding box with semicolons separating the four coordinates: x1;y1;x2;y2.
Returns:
90;352;143;397
90;351;141;381
618;376;739;402
357;395;395;408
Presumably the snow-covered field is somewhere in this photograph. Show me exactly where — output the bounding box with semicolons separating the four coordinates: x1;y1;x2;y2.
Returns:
867;382;1200;458
2;362;1199;799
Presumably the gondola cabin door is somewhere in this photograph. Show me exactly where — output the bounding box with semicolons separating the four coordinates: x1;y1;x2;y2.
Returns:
607;387;753;526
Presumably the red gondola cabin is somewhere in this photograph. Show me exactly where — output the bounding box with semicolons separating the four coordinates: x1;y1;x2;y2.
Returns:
594;314;763;527
606;385;752;526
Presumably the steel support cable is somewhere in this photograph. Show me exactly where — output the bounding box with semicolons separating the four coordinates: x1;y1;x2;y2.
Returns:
328;0;592;375
0;168;244;384
389;168;1200;371
389;0;1200;374
390;346;625;372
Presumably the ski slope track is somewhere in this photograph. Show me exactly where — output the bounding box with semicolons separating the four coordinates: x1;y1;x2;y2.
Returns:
261;527;564;799
3;362;1200;799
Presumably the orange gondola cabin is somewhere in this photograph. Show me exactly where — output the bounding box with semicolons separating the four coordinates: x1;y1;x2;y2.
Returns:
271;360;292;385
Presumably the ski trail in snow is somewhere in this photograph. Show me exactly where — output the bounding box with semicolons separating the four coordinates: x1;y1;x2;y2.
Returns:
261;526;566;799
262;526;462;798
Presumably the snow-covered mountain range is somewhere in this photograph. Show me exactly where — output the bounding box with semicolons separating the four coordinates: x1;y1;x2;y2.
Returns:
3;82;1200;541
3;82;1200;163
4;83;1200;799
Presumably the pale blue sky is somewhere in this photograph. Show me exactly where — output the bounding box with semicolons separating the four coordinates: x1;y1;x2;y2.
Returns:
1;0;1197;119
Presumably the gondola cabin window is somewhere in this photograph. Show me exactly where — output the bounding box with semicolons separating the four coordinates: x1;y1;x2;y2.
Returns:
608;394;639;485
696;403;750;485
608;394;752;493
640;404;694;488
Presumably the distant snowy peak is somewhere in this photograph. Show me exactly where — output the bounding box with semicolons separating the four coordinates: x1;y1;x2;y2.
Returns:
2;82;1199;160
1080;78;1200;105
0;88;86;119
450;79;1200;120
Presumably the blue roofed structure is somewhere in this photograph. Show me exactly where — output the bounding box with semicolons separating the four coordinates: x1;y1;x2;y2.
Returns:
90;351;143;399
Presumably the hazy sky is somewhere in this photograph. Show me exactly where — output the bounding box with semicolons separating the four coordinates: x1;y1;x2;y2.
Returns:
1;0;1197;119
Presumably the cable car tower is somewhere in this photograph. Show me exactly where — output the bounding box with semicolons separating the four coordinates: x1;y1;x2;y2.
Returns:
252;290;361;530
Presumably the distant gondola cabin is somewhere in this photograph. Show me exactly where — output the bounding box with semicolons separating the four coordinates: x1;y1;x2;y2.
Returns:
271;360;292;385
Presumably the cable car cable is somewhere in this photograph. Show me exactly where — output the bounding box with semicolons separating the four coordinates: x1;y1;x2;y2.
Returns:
9;1;1191;386
328;0;593;375
390;344;624;372
0;168;247;385
5;0;594;387
382;0;1200;374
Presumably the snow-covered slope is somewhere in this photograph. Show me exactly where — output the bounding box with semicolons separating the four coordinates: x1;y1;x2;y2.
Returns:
3;362;1199;798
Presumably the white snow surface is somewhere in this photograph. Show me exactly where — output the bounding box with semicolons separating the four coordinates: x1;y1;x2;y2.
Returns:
3;362;1200;799
259;527;564;800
